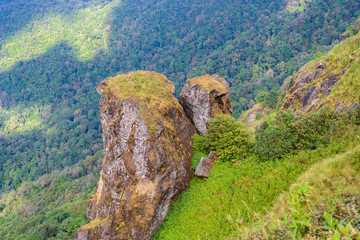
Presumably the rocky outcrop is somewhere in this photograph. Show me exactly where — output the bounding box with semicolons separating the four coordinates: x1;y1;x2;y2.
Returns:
281;67;341;112
281;59;350;113
280;29;360;114
179;74;232;135
195;151;217;178
281;60;349;113
74;71;195;240
244;104;265;124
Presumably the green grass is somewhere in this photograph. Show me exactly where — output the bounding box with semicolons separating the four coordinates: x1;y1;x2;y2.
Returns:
192;151;208;170
105;71;180;134
106;71;174;103
238;141;360;239
153;129;358;240
325;32;360;103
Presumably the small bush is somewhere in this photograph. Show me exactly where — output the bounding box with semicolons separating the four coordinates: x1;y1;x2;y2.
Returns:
256;91;269;103
255;121;296;160
255;108;353;160
193;115;253;162
192;134;207;153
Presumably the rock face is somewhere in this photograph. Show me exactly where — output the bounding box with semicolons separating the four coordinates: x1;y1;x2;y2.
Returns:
74;71;195;240
281;63;344;113
280;30;360;114
195;151;217;178
179;74;232;135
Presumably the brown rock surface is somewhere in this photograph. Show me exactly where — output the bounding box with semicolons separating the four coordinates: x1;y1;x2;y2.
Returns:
280;32;360;114
74;71;195;240
281;64;344;113
179;74;232;135
195;151;217;178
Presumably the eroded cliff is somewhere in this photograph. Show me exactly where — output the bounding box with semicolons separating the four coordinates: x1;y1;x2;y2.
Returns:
74;71;195;240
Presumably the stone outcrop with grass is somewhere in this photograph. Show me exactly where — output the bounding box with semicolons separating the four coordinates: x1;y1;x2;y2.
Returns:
179;74;232;135
74;71;195;240
280;31;360;114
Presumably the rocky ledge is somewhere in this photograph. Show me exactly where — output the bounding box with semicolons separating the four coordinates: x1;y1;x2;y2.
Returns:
74;71;195;240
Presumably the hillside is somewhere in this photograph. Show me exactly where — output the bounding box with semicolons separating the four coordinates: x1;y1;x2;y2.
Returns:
240;25;360;132
0;0;360;239
153;29;360;239
0;0;359;193
280;28;360;114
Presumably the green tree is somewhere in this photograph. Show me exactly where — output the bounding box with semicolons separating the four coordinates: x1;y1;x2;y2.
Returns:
255;111;296;160
264;90;280;108
256;91;269;104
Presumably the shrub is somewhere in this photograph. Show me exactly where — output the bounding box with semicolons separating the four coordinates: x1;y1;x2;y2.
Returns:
255;121;296;160
256;91;269;103
255;108;353;160
204;115;253;162
192;134;208;153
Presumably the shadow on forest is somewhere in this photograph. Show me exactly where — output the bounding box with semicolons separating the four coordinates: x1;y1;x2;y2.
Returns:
0;0;114;45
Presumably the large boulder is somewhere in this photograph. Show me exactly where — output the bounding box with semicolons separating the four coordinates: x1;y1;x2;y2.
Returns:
179;74;232;135
74;71;195;240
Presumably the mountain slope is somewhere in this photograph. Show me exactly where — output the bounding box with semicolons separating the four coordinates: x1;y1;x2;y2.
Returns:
281;28;360;113
154;24;360;239
0;1;360;239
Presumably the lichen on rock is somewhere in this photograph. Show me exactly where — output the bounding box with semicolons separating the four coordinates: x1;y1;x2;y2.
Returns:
74;71;195;240
179;74;232;135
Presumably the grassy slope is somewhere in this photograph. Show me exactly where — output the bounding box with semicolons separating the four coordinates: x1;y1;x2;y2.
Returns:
153;126;359;240
272;142;360;220
327;33;360;103
239;136;360;238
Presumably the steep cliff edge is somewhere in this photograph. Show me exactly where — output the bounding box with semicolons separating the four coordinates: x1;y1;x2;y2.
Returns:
179;74;232;135
74;71;195;240
280;31;360;114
